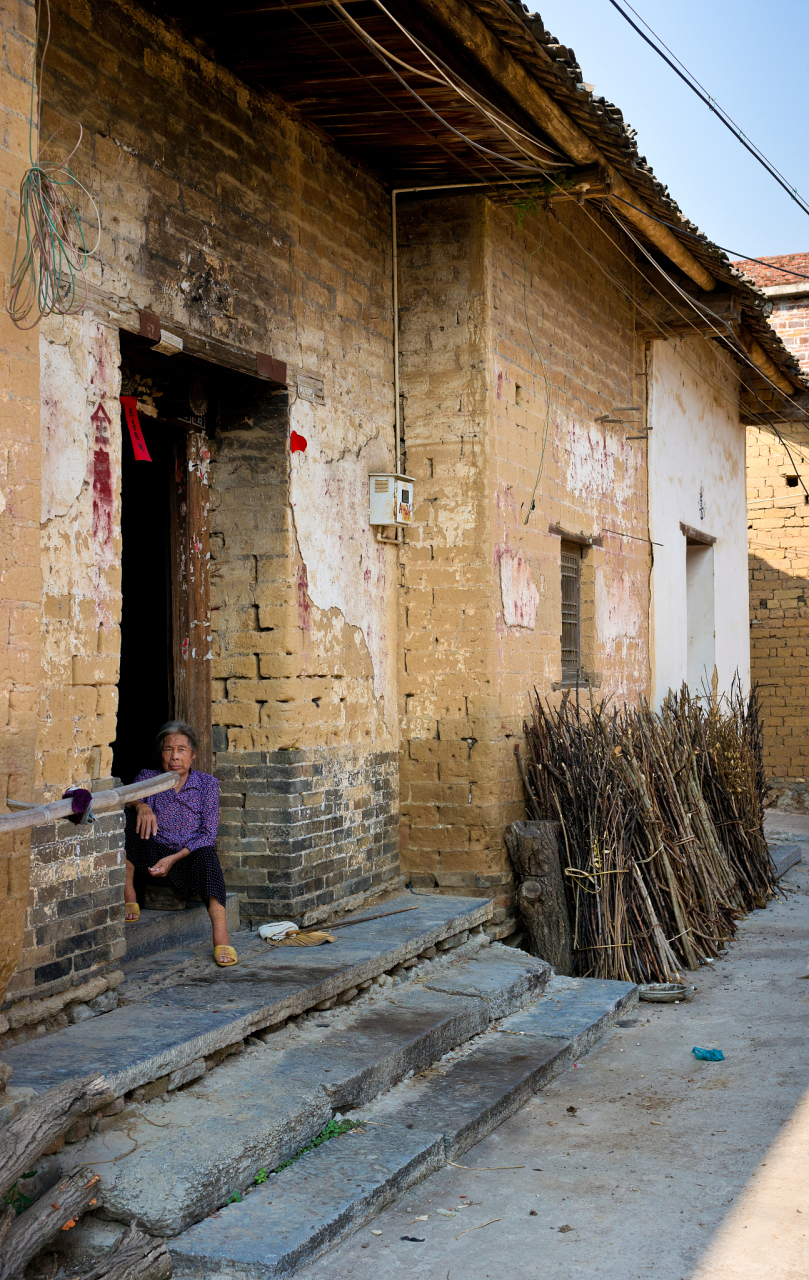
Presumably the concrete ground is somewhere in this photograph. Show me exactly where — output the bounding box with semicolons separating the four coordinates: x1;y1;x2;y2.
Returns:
310;861;809;1280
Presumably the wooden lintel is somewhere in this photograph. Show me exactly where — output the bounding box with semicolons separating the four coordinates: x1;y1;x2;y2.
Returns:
86;284;292;387
680;521;716;546
548;523;604;547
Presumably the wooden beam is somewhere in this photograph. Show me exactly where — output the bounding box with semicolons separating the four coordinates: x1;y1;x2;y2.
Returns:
636;291;741;340
738;331;795;395
740;390;809;426
415;0;715;291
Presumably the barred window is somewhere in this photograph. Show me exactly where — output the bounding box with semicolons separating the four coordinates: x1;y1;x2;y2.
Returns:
560;542;581;678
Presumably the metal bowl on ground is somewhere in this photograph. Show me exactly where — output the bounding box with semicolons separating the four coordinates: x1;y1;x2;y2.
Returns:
638;982;689;1002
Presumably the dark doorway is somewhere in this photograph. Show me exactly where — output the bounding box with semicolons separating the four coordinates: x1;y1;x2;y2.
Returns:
111;330;217;782
112;416;175;784
111;331;286;784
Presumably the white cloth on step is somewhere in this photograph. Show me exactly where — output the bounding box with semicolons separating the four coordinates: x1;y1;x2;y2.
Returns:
258;921;299;941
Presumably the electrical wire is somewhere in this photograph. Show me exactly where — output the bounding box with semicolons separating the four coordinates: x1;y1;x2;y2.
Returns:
605;0;809;220
603;202;799;405
288;0;808;525
608;195;809;283
553;175;806;434
7;0;100;329
591;195;809;509
361;0;568;169
600;203;809;499
327;0;559;175
278;0;538;204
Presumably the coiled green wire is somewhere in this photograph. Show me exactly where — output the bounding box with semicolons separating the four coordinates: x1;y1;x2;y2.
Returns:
7;0;100;329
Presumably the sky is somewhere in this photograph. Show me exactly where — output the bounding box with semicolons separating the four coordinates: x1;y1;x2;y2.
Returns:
535;0;809;259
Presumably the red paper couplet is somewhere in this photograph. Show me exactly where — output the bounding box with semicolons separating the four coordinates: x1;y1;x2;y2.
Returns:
120;396;152;461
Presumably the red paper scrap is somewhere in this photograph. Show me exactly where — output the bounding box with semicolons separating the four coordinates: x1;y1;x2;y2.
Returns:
120;396;152;461
290;430;307;453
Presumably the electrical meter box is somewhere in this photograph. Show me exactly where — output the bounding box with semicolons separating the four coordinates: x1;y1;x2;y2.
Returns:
369;473;415;527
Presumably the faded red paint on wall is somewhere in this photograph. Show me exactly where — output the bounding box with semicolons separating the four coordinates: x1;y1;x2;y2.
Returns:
297;562;311;632
90;402;113;547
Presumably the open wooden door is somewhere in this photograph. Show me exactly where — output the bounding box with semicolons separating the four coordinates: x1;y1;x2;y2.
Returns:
171;430;213;772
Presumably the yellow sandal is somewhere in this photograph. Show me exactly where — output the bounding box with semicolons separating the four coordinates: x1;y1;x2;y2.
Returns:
214;945;238;967
125;902;140;923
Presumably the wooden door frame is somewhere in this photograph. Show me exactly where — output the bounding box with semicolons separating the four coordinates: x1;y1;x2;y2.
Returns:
170;429;213;772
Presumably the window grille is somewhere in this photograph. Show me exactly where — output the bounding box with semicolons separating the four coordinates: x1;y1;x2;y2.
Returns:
561;543;581;678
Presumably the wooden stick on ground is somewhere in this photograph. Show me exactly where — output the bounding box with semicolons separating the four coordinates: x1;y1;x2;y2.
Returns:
324;904;420;930
0;1169;100;1280
0;1075;112;1200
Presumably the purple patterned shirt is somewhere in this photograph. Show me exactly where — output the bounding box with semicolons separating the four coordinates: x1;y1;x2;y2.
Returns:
134;769;219;853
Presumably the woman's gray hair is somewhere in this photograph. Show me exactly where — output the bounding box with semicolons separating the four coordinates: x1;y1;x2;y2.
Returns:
154;720;199;763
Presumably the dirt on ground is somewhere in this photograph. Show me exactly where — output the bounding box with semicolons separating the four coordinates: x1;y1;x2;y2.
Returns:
311;863;809;1280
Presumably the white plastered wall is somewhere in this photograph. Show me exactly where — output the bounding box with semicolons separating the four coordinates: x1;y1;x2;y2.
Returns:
648;337;749;707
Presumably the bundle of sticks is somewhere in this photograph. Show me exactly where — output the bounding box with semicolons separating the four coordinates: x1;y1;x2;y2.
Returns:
517;682;774;983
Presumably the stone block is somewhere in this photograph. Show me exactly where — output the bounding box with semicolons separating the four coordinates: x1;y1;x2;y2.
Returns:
168;1058;207;1090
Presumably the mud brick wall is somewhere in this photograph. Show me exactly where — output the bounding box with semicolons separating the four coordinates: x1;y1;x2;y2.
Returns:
747;424;809;809
38;0;399;777
0;0;41;1004
744;283;809;809
397;194;650;935
3;808;125;1011
216;747;399;923
28;0;402;928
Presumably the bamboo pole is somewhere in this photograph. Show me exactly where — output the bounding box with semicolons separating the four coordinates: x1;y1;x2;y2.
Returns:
0;772;180;835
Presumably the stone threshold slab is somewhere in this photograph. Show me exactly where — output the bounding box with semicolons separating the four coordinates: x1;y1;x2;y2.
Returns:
169;976;637;1278
0;895;492;1098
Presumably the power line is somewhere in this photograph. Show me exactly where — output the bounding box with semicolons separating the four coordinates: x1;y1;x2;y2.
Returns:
604;0;809;220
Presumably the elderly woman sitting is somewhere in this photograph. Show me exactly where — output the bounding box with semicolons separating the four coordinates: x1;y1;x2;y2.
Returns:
124;720;237;967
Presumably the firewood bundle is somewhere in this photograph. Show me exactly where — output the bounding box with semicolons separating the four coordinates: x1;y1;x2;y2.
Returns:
0;1075;171;1280
516;682;774;983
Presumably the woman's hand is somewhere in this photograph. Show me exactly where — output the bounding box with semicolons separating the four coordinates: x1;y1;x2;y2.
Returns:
135;802;158;840
148;856;175;878
148;847;190;878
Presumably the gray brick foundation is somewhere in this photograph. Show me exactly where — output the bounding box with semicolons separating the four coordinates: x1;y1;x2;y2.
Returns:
4;809;126;1011
215;745;400;923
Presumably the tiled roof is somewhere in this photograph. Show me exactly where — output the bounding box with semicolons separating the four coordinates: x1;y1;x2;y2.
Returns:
485;0;809;393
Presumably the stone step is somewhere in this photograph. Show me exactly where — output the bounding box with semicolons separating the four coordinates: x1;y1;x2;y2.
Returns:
0;893;492;1099
123;893;241;963
168;974;636;1278
61;946;550;1237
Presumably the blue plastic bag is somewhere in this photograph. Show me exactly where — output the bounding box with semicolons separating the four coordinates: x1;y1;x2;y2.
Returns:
692;1046;724;1061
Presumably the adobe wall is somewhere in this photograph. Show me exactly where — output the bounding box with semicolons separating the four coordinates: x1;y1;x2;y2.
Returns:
747;425;809;809
38;313;122;794
0;0;41;1010
737;262;809;808
398;194;650;936
9;0;402;989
